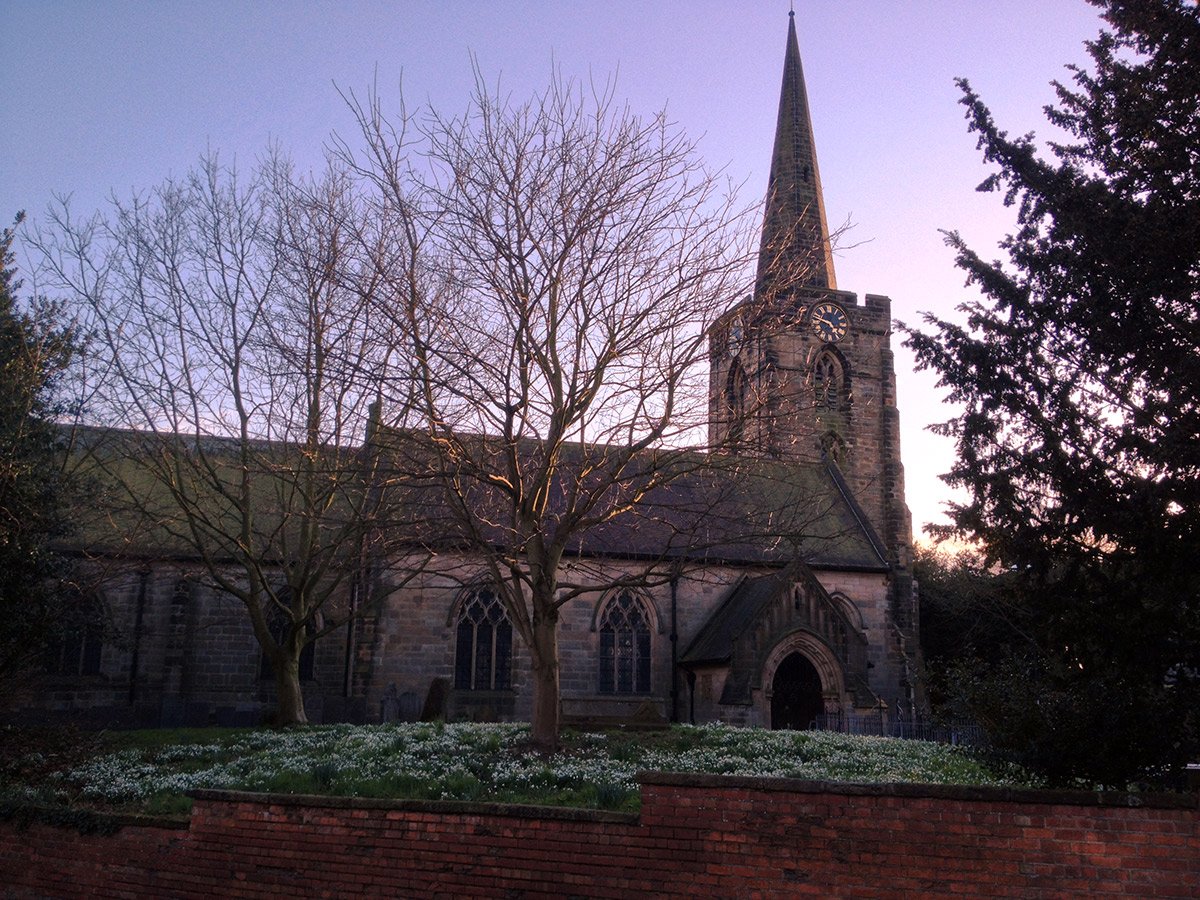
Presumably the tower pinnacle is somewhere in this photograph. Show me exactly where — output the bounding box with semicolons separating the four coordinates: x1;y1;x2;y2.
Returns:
756;10;837;297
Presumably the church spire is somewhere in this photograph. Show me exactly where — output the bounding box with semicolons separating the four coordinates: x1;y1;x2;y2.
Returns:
757;10;837;297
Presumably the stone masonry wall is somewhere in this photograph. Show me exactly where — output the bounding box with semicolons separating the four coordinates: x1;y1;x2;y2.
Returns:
363;558;894;726
4;566;352;728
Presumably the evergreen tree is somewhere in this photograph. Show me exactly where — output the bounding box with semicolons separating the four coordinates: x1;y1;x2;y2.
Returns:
904;0;1200;785
0;213;77;685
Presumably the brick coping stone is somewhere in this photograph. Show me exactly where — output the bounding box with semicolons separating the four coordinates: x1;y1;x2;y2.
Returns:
4;774;1195;840
10;772;1191;838
635;771;1200;810
189;788;640;823
0;801;191;833
186;773;1197;819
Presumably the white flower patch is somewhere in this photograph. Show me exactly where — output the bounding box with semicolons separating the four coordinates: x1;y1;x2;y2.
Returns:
45;722;1034;807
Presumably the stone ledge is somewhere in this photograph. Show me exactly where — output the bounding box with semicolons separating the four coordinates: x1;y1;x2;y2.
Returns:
188;789;639;824
635;771;1200;810
0;800;191;834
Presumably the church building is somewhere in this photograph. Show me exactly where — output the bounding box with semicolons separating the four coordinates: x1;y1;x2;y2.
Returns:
10;13;919;732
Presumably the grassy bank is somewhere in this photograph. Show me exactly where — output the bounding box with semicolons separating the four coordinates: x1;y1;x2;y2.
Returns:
2;722;1035;817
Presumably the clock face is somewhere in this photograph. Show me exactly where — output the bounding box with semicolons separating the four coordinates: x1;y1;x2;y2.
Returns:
810;302;849;342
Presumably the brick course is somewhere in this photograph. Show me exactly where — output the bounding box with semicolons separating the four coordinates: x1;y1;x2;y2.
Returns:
3;775;1196;897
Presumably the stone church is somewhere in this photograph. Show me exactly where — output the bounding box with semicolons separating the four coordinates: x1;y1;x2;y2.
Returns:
10;13;919;732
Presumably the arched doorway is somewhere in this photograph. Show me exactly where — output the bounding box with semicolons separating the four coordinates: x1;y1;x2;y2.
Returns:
770;652;824;730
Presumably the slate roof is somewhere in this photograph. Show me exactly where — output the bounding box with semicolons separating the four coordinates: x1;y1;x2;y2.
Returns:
58;425;373;563
378;430;890;571
571;456;886;569
62;424;890;573
679;570;793;666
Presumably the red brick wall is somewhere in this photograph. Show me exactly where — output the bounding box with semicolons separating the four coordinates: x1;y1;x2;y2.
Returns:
3;775;1197;898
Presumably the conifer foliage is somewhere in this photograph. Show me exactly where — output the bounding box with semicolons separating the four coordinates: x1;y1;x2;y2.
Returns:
0;213;77;684
904;0;1200;784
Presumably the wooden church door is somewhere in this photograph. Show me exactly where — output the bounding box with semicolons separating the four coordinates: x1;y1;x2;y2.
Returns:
770;652;824;731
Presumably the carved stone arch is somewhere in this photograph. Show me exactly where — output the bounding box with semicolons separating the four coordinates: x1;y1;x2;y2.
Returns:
760;629;847;705
812;344;852;412
589;587;664;635
593;587;655;695
448;581;514;692
444;578;503;628
827;591;864;633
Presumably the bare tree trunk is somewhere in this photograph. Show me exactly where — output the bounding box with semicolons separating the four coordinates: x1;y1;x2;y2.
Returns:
273;655;308;726
529;599;560;751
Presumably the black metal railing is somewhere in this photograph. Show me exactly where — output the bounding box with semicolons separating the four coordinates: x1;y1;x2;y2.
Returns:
811;712;987;747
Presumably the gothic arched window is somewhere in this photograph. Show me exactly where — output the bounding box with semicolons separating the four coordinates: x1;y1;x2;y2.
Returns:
257;584;317;682
726;359;749;443
813;351;844;411
598;590;651;694
45;590;105;677
455;586;513;691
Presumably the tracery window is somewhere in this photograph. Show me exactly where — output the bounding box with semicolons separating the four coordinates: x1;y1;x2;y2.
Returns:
257;584;317;682
726;359;749;443
814;351;843;411
455;586;512;691
598;590;651;694
45;591;104;677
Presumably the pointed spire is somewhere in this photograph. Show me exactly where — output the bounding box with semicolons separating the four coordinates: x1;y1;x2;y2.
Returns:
757;10;837;298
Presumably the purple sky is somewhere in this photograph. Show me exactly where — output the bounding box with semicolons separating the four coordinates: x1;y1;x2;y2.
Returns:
2;1;1107;540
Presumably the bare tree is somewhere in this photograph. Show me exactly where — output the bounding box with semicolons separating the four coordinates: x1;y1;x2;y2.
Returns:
28;69;847;740
31;153;420;725
340;73;825;749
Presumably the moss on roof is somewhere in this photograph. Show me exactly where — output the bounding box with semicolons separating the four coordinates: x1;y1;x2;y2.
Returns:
63;424;889;572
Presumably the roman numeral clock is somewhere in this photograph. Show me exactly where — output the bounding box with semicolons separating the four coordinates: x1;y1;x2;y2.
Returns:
809;300;848;343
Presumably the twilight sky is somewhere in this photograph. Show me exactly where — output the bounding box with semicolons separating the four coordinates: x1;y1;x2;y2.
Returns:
2;1;1107;541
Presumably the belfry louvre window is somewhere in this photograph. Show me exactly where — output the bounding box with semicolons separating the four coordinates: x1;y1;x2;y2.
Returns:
726;359;749;442
814;352;843;411
599;590;651;694
455;587;512;691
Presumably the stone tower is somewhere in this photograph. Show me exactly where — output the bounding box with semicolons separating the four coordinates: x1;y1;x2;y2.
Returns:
710;11;915;581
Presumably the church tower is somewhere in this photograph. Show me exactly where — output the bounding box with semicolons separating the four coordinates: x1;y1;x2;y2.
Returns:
710;11;914;576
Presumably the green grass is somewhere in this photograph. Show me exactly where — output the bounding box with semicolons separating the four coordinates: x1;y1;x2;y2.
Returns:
0;722;1036;818
102;727;260;753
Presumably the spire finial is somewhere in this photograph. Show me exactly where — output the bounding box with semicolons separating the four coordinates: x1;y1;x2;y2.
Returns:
755;4;837;295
